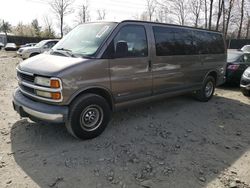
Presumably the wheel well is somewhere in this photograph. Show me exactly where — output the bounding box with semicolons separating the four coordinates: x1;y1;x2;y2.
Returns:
30;52;40;56
71;88;114;111
208;71;217;84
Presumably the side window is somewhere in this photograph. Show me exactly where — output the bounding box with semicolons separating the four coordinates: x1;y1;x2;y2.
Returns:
113;25;148;58
193;31;224;54
208;33;224;54
46;41;57;48
153;26;194;56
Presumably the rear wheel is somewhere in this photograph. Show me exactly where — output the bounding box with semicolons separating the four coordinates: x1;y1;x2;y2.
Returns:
241;88;250;96
66;94;111;140
194;76;215;102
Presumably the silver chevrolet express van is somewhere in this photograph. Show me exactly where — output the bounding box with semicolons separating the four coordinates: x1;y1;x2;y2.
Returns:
13;20;226;139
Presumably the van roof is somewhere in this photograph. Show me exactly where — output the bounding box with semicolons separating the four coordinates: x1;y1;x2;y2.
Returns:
120;20;222;34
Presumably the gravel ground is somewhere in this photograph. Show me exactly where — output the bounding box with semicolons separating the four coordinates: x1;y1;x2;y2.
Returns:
1;50;250;188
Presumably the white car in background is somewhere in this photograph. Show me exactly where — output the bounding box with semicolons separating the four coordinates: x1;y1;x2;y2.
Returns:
17;39;59;59
0;42;4;50
241;45;250;53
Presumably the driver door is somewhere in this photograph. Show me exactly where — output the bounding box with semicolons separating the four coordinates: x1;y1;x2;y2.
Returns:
108;24;152;103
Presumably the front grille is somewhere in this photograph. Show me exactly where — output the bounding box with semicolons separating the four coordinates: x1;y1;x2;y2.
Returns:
20;84;35;94
17;72;35;83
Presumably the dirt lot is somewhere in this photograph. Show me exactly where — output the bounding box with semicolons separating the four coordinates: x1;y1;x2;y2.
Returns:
1;50;250;188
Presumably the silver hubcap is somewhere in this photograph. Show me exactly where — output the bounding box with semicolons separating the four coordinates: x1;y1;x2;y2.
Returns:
205;81;214;97
80;105;103;131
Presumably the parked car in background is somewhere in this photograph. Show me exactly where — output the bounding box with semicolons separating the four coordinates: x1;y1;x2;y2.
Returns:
4;43;17;51
20;43;37;48
17;39;59;59
240;67;250;96
241;45;250;53
0;42;4;50
226;49;250;85
13;21;226;140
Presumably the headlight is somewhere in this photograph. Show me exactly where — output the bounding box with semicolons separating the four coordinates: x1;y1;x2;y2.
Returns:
35;76;50;87
243;69;250;78
34;76;61;88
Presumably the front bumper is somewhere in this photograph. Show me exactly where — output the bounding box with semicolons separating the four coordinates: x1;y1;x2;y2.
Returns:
16;51;29;59
13;89;68;123
240;76;250;90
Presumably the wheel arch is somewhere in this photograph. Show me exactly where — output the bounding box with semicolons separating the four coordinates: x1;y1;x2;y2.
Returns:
204;70;218;85
68;87;115;111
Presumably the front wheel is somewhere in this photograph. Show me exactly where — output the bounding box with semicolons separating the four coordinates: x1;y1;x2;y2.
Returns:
66;94;111;140
194;76;215;102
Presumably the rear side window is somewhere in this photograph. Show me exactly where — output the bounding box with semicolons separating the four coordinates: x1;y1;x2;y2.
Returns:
193;31;224;54
113;25;148;58
153;26;225;56
153;26;194;56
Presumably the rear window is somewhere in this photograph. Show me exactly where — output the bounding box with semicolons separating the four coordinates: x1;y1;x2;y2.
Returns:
153;26;225;56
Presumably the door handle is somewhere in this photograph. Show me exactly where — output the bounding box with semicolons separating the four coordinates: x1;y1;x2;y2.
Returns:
148;60;152;71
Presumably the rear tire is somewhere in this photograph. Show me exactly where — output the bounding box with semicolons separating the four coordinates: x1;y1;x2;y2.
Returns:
194;76;215;102
66;94;111;140
241;89;250;96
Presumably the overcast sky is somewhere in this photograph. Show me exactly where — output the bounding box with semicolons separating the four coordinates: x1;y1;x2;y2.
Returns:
0;0;147;34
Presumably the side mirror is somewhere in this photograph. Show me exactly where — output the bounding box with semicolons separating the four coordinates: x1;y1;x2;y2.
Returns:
115;41;128;58
43;44;49;49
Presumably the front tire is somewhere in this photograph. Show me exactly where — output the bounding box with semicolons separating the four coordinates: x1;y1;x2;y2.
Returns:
66;94;111;140
195;76;215;102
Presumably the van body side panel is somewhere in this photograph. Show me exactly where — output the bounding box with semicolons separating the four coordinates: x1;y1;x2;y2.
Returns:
109;57;152;103
152;56;185;94
58;59;111;105
200;53;227;80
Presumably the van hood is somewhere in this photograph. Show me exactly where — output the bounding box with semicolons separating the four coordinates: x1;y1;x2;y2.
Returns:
18;54;88;76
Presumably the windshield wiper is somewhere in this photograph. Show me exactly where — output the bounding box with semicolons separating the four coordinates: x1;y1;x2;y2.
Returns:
56;48;72;52
54;48;77;57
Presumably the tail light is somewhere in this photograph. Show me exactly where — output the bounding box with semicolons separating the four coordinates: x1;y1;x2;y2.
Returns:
227;64;239;70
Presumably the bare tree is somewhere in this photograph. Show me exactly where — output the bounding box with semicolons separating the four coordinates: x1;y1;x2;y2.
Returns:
170;0;188;25
204;0;208;28
0;20;11;39
156;7;169;23
43;16;55;38
246;12;250;39
189;0;203;27
31;19;41;37
215;0;224;31
224;0;234;37
77;1;90;24
208;0;214;30
146;0;157;21
49;0;74;38
97;9;106;20
237;0;245;39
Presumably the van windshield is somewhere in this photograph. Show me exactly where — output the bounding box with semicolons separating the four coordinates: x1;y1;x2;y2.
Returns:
52;23;116;58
